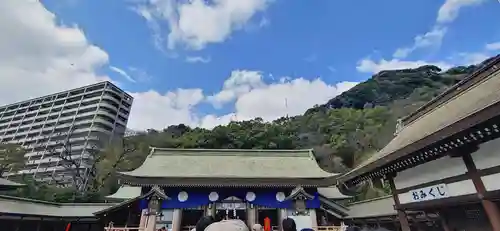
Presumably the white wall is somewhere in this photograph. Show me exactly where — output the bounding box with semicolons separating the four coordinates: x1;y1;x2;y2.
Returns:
473;138;500;191
393;137;500;204
394;155;467;190
394;152;472;205
398;179;476;204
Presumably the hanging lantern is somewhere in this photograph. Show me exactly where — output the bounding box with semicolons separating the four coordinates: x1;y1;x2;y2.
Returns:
293;199;306;214
148;195;161;215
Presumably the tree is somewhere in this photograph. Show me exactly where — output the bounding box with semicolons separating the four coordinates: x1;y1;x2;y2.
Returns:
0;143;26;176
48;128;136;199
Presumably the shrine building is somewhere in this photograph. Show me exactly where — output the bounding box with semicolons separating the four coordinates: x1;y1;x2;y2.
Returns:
338;55;500;231
0;177;111;231
94;148;350;231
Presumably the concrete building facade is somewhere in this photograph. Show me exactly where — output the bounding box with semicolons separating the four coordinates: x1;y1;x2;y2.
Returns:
0;81;133;182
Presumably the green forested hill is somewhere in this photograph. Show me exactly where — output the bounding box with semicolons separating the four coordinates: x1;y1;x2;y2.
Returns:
2;61;486;202
122;64;477;173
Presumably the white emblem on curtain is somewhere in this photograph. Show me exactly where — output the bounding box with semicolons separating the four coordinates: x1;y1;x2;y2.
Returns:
276;192;285;202
209;192;219;202
246;192;256;202
178;191;188;202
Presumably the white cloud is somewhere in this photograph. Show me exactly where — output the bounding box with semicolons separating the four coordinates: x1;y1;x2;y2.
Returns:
457;52;490;65
2;0;355;132
129;71;358;130
437;0;485;23
185;56;211;63
127;89;204;130
207;70;265;108
393;27;447;59
357;41;498;75
202;71;358;128
356;58;452;74
359;0;489;74
110;66;136;82
486;42;500;51
393;0;486;59
228;78;358;122
135;0;271;50
0;0;109;106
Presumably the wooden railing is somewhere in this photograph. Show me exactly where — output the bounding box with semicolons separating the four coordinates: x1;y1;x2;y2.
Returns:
312;226;343;231
181;225;196;231
103;225;342;231
104;228;144;231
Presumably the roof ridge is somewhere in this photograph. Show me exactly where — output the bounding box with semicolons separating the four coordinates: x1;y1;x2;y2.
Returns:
149;147;315;157
400;63;500;130
401;55;500;126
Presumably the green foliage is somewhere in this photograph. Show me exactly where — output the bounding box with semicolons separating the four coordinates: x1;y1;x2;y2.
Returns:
0;143;26;176
306;64;474;113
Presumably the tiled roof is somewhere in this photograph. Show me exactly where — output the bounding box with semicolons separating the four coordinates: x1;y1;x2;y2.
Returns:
105;185;141;200
0;195;114;217
120;148;337;179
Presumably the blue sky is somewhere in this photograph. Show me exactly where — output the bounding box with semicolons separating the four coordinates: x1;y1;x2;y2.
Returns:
1;0;499;130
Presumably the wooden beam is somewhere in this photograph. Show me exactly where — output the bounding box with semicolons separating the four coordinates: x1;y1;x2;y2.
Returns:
462;151;500;231
438;211;451;231
387;176;411;231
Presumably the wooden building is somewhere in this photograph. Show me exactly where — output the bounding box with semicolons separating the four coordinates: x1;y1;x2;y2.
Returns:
338;55;500;231
0;177;112;231
95;148;350;231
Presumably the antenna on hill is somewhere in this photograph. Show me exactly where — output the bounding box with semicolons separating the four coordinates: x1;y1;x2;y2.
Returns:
285;98;289;118
230;113;237;122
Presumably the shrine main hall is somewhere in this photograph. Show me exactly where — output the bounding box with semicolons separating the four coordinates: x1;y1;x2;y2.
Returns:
96;148;349;231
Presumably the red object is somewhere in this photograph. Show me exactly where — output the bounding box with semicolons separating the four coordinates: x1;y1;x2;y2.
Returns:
65;223;72;231
264;217;271;231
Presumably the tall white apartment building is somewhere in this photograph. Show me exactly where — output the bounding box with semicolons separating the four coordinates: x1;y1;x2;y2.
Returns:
0;81;133;182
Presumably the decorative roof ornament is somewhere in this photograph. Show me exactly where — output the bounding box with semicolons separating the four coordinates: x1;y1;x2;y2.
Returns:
394;118;404;136
285;186;315;216
143;185;170;201
285;185;314;201
144;185;170;216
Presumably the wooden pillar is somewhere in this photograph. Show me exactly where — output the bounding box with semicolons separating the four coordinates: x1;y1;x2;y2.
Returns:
246;204;257;228
206;203;216;217
462;152;500;231
145;197;160;231
439;211;451;231
16;216;23;231
172;209;183;231
278;208;287;231
309;209;318;228
144;211;157;231
125;205;132;227
139;209;148;230
36;217;42;231
387;176;411;231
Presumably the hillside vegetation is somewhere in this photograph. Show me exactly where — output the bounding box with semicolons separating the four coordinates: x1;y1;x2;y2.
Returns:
2;60;485;202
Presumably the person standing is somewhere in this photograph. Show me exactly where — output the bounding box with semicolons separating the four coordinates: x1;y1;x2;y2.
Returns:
282;218;297;231
252;224;264;231
264;217;271;231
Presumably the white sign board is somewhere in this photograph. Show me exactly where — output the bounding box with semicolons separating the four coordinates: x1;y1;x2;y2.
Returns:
288;215;312;231
216;202;246;210
409;184;449;202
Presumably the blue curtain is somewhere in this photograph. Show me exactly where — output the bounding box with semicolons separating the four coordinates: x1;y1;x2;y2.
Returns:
139;187;321;210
